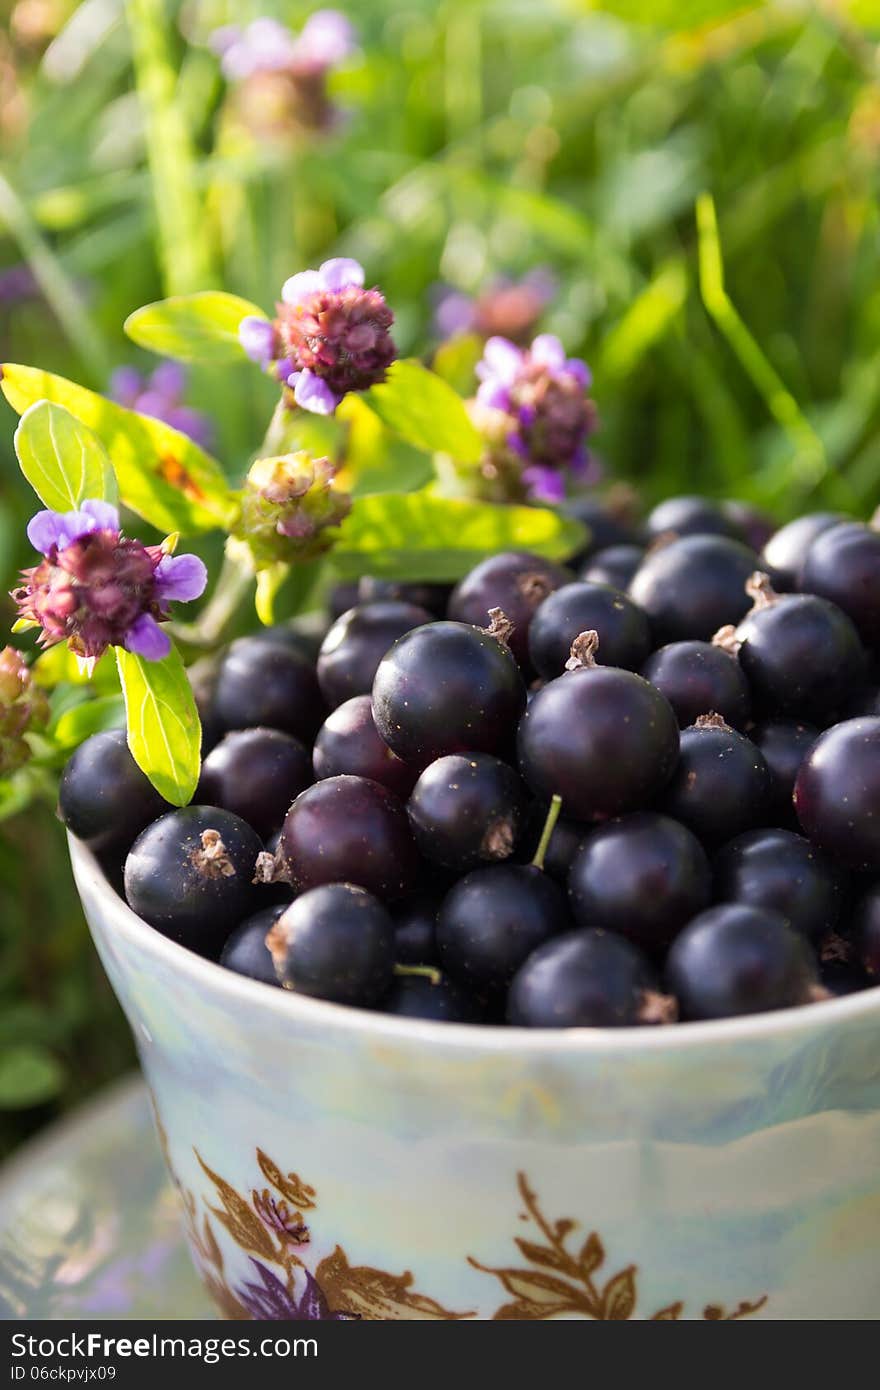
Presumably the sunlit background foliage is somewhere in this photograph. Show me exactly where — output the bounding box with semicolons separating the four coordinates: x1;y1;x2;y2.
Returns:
2;0;880;1151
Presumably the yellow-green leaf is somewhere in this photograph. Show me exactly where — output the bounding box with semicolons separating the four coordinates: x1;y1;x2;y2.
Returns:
115;643;201;805
125;292;267;364
2;363;237;535
14;401;117;512
363;360;483;462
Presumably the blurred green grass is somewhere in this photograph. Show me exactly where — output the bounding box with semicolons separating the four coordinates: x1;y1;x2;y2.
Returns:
2;0;880;1152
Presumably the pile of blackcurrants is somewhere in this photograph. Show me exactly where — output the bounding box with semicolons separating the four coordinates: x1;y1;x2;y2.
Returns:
59;495;880;1029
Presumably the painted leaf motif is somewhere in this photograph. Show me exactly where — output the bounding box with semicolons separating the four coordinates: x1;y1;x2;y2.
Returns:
652;1302;684;1320
493;1298;577;1321
14;401;117;512
579;1231;605;1275
601;1265;637;1321
256;1150;316;1210
196;1154;276;1260
480;1266;591;1313
514;1239;577;1275
316;1246;473;1321
125;292;267;364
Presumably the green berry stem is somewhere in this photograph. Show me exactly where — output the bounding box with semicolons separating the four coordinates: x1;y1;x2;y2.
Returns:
531;793;563;872
393;963;442;986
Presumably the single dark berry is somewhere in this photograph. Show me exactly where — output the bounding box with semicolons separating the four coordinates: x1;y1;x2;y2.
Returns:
508;929;672;1028
794;718;880;872
58;729;165;854
819;958;869;997
392;896;441;965
666;904;819;1020
372;619;527;766
188;657;222;755
561;496;640;559
841;686;880;718
853;883;880;976
722;501;776;553
213;634;325;742
521;809;584;883
252;622;325;662
527;582;650;679
124;807;263;957
437;863;569;994
408;754;528;872
751;720;819;824
383;972;485;1023
659;714;771;846
629;535;762;642
328;581;360;620
732;583;866;721
800;522;880;648
358;576;451;616
713;828;847;942
517;637;679;822
317;601;432;709
645;494;742;541
312;695;417;799
568;813;711;953
198;728;312;838
760;511;845;590
277;775;417;900
219;905;286;986
447;551;571;670
267;884;394;1007
641;640;751;730
579;544;645;591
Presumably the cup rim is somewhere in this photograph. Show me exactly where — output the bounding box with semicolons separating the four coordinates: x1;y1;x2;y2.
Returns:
70;832;880;1057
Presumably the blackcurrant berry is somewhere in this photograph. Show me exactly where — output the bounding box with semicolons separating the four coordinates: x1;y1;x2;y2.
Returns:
641;640;751;730
731;579;866;720
800;522;880;649
527;582;650;679
794;717;880;871
328;581;360;620
508;929;672;1028
521;809;585;883
645;494;742;541
659;714;771;846
408;753;528;872
213;635;325;743
58;729;165;854
372;619;527;765
267;883;394;1007
383;972;485;1023
819;957;869;997
722;501;776;553
842;686;880;718
666;904;819;1020
317;601;432;709
358;576;451;616
447;551;571;670
392;896;441;965
561;496;640;559
568;813;711;953
751;719;819;824
629;535;762;642
312;695;417;799
579;545;645;591
517;634;679;821
277;775;417;900
198;727;312;838
124;807;263;956
437;863;569;993
760;511;845;590
219;905;286;986
713;828;847;942
853;883;880;976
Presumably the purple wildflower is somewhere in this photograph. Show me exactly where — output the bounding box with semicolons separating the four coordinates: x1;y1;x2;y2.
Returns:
473;333;598;502
236;1259;357;1321
240;258;396;415
432;269;556;344
109;363;213;451
12;502;207;671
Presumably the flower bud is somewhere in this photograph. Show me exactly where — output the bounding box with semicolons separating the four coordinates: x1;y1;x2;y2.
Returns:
237;451;352;565
0;647;48;776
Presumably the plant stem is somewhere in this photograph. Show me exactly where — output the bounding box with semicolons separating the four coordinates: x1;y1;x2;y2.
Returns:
393;964;442;985
169;542;253;649
531;794;562;872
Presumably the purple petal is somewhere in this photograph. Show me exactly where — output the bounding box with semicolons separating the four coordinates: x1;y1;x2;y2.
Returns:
564;357;592;389
434;289;477;338
149;361;187;403
80;500;120;532
109;366;143;409
281;271;323;307
523;465;566;502
476;379;512;412
239;316;276;366
292;369;341;415
135;390;173;424
273;356;295;382
123;614;171;661
295;11;356;69
26;507;108;554
530;334;566;372
506;430;530;460
477;336;523;385
318;258;364;293
295;1270;333;1321
154;553;208;604
208;25;241;57
246;18;299;66
166;407;213;451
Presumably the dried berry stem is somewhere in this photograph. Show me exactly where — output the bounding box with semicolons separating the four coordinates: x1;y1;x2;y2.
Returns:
565;629;599;671
482;607;515;647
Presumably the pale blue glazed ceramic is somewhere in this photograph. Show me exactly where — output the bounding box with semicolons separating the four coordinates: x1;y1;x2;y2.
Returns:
70;835;880;1321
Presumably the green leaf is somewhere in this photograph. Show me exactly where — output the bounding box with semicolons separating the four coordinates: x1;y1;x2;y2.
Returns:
431;333;483;396
331;493;586;581
115;642;201;805
1;363;238;535
14;400;118;512
338;394;433;496
53;695;126;748
363;360;483;462
33;644;120;692
125;292;267;363
0;1044;64;1108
